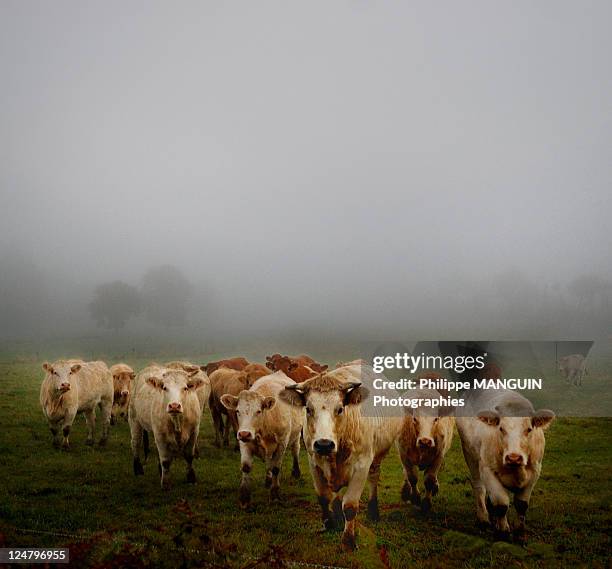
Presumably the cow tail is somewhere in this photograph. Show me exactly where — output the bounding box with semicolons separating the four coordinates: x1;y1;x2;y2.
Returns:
143;430;150;460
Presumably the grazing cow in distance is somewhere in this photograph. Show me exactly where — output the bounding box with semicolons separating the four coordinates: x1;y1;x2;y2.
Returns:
558;354;587;386
456;390;554;541
280;365;403;550
204;357;249;376
129;365;206;489
110;363;135;424
40;360;113;449
209;368;261;448
220;371;304;508
397;389;454;512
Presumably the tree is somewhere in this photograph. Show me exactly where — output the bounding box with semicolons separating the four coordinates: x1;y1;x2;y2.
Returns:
141;265;193;327
89;281;142;331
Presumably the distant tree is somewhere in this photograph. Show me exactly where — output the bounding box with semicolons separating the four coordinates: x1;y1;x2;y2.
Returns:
568;274;612;310
89;281;142;331
141;265;193;327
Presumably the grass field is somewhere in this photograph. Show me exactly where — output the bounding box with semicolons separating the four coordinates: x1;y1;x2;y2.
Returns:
0;357;611;568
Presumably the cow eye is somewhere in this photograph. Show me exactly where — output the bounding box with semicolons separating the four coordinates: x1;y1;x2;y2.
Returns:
499;427;505;434
526;427;532;434
434;417;439;422
336;406;344;415
183;386;189;391
306;406;314;417
162;386;167;391
256;410;262;415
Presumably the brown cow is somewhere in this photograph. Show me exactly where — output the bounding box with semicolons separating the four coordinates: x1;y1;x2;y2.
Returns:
209;368;260;448
266;355;325;383
204;357;249;376
109;363;135;424
266;354;328;374
397;389;454;512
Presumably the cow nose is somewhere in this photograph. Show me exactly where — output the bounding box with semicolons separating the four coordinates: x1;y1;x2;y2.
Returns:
237;430;252;442
505;453;524;465
121;390;129;397
418;437;434;448
167;402;182;413
59;383;70;391
313;439;335;455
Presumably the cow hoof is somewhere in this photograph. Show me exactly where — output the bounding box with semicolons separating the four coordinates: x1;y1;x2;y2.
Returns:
186;469;197;484
62;442;71;450
367;500;380;522
513;527;528;544
53;441;61;449
341;533;357;551
291;467;301;479
421;498;432;514
476;519;490;531
410;493;421;506
493;529;511;542
85;438;94;446
264;475;273;489
98;438;107;447
270;488;281;501
161;480;171;491
401;484;411;502
110;416;116;426
133;459;145;476
322;518;337;532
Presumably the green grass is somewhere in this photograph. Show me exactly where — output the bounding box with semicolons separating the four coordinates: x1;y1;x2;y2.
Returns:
0;358;611;568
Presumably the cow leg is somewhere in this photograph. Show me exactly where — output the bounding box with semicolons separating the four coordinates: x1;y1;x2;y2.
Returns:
341;458;370;550
229;412;240;451
49;422;61;448
184;431;197;484
513;484;535;543
210;405;223;447
159;452;172;490
400;461;421;506
312;464;336;531
130;420;145;476
266;445;285;501
422;455;443;513
83;408;96;446
61;411;76;449
366;460;382;521
222;412;231;447
290;436;301;479
239;443;253;509
481;467;511;540
98;399;111;446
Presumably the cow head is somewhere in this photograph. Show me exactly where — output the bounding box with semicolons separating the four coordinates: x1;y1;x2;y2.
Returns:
146;369;205;416
407;404;453;449
280;374;369;456
477;409;555;467
220;390;276;444
43;361;82;393
111;368;135;422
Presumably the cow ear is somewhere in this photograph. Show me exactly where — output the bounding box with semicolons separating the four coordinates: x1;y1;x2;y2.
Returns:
129;372;135;380
266;361;275;370
262;396;276;411
532;409;555;430
220;394;239;410
477;410;500;426
342;382;369;406
289;362;298;371
279;384;306;407
187;367;200;377
43;362;53;373
70;364;82;374
199;365;207;373
319;364;329;372
147;377;163;390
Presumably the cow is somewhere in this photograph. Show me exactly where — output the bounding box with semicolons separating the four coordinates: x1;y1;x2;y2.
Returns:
265;355;321;383
397;389;454;512
109;363;135;424
456;390;554;541
558;354;587;386
279;365;403;550
129;365;207;489
209;368;260;448
220;372;304;508
204;357;250;376
40;359;113;449
266;354;328;374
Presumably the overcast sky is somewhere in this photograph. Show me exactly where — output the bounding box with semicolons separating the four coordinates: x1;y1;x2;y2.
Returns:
1;1;611;336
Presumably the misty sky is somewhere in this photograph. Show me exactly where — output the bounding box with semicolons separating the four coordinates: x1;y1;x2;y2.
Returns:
1;1;611;336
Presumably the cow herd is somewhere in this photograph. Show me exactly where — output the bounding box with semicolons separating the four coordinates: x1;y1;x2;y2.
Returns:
40;354;557;551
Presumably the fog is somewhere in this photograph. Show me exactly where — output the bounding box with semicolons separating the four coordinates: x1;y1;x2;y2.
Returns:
1;1;611;351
